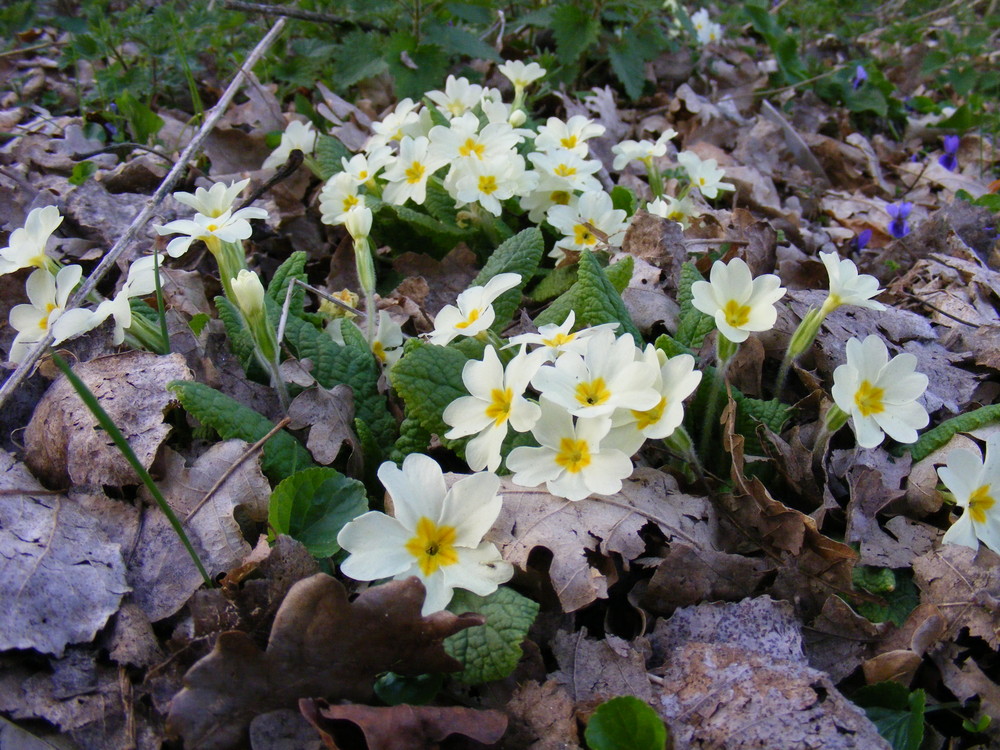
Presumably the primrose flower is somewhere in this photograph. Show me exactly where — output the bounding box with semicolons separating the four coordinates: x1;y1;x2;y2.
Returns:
528;149;602;193
852;65;868;90
453;155;536;216
230;268;266;319
886;201;913;239
690;257;786;344
342;147;393;185
8;265;97;363
0;206;63;275
818;251;885;314
92;254;161;344
519;184;578;224
611;130;677;171
371;310;404;367
498;60;546;91
366;98;422;151
426;75;483;119
938;135;960;172
443;345;545;472
319;172;365;226
829;335;929;449
337;454;512;615
677;151;734;199
939;433;1000;555
690;8;723;44
646;195;700;228
506;398;634;502
428;273;521;346
382;136;446;206
547;190;628;261
172;178;263;220
154;208;258;258
506;310;618;362
531;328;660;419
533;116;606;157
261;120;317;170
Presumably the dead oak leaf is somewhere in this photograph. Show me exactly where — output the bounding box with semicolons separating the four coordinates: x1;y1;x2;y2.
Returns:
912;546;1000;648
504;679;582;750
167;574;483;750
551;628;653;706
487;468;719;612
300;699;508;750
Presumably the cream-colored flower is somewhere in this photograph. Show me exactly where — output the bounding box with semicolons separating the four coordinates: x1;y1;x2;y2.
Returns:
498;60;546;90
337;453;513;615
154;208;259;258
818;251;885;314
677;151;734;199
319;172;366;226
611;130;677;170
547;190;628;261
8;265;97;363
261;120;317;170
371;310;404;367
172;178;264;220
382;136;446;206
506;310;618;362
690;257;786;343
830;335;929;448
533;116;606;157
646;195;700;229
428;273;522;346
426;75;484;119
0;206;62;275
230;269;266;318
92;254;161;344
939;433;1000;554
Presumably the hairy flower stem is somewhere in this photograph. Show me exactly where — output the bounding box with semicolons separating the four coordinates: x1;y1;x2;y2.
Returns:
643;157;665;199
699;336;738;459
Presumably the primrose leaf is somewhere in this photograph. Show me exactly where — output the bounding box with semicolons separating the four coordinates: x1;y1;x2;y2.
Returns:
215;296;266;380
535;251;640;341
735;395;792;436
443;587;539;685
315;134;352;180
472;227;545;331
391;416;433;463
268;468;368;558
676;262;715;347
897;403;1000;462
267;251;307;314
390;340;469;449
168;381;315;481
853;569;919;627
852;682;925;750
551;3;600;64
585;696;669;750
332;29;388;87
608;39;646;101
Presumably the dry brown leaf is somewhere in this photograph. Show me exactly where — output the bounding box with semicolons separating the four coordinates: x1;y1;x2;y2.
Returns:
649;597;890;749
129;441;270;622
803;595;882;683
912;546;1000;648
167;574;483;750
487;468;718;612
551;629;653;706
300;699;508;750
845;448;917;567
931;642;1000;744
249;709;323;750
0;451;128;656
503;679;582;750
286;384;360;467
24;351;193;487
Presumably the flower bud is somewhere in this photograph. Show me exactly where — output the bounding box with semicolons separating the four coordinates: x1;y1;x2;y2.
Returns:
231;269;265;318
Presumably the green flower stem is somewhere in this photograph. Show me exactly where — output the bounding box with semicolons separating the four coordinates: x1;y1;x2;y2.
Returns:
303;155;324;180
699;334;739;459
471;203;502;248
152;250;171;354
353;236;377;345
824;402;849;434
664;425;704;479
52;353;212;587
124;310;169;354
643;157;665;199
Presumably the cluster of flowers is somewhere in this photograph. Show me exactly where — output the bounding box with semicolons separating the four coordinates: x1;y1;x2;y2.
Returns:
1;206;159;363
690;7;724;45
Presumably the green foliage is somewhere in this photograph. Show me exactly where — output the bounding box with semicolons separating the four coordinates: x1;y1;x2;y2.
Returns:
215;296;267;382
390;340;470;452
268;468;368;558
443;587;539;685
373;672;444;706
168;381;315;481
852;569;919;627
654;333;694;358
267;252;308;315
957;190;1000;213
585;696;669;750
534;252;640;340
472;228;545;331
314;135;353;181
675;262;715;348
852;682;926;750
390;416;433;464
115;91;164;144
550;4;601;65
610;185;638;216
742;4;807;85
897;404;1000;463
69;161;98;186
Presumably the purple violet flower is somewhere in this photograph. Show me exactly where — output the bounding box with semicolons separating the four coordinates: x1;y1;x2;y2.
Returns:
854;228;872;252
886;202;913;240
852;65;868;90
938;135;960;172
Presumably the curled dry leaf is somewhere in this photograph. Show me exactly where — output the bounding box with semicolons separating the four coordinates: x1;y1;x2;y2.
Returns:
504;679;582;750
24;351;193;487
300;699;508;750
167;574;484;750
286;384;360;467
551;629;653;706
912;546;1000;648
486;468;719;612
649;597;890;749
0;450;128;656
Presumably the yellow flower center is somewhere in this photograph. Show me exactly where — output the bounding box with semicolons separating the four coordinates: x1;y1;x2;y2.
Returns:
968;485;995;524
553;164;577;177
404;517;459;576
359;170;369;180
478;175;498;195
573;224;596;245
459;138;485;158
722;299;751;328
372;340;386;363
575;377;611;407
632;396;667;430
542;331;575;348
854;380;885;417
550;190;571;205
38;302;57;331
555;437;591;473
205;223;219;232
343;194;359;212
485;388;513;427
447;101;466;116
560;135;578;149
698;176;707;186
405;161;426;184
454;307;481;330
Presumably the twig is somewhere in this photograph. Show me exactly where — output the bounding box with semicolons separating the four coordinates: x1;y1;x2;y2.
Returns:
0;18;287;411
899;290;981;327
184;417;291;524
0;40;65;59
222;0;382;31
276;277;364;345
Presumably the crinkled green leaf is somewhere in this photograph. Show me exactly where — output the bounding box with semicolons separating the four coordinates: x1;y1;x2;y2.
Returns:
390;340;469;449
853;569;919;627
423;181;461;225
267;251;307;314
530;265;578;302
610;185;638;216
735;394;791;436
472;228;544;331
443;587;539;685
168;381;315;481
216;296;266;381
315;134;352;180
423;20;503;62
268;467;368;558
897;404;1000;462
608;38;646;101
385;32;450;100
332;29;389;87
551;3;600;64
654;333;694;358
585;696;669;750
853;682;925;750
676;261;715;347
391;416;432;464
534;251;640;341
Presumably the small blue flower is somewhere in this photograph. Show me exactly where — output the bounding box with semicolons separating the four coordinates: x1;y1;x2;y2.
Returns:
854;228;872;252
938;135;960;172
852;65;868;90
886;202;913;240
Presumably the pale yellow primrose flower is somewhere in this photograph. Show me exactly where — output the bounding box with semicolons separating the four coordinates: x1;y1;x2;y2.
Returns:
92;254;161;344
608;347;702;456
677;151;734;199
646;195;700;229
365;98;422;152
337;453;512;616
382;136;447;206
528;149;603;194
0;206;62;275
506;397;634;502
498;60;546;90
506;310;618;363
428;273;521;346
939;433;1000;555
547;190;629;261
611;130;677;171
533;116;606;157
341;147;393;185
8;265;97;363
530;328;660;419
172;179;261;220
426;75;484;119
690;257;786;344
691;8;724;45
818;251;885;315
443;345;545;472
230;268;266;318
319;172;366;226
261;120;317;170
154;208;260;258
830;335;929;449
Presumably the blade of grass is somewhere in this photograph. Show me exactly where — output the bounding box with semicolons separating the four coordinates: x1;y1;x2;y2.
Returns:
52;353;212;587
